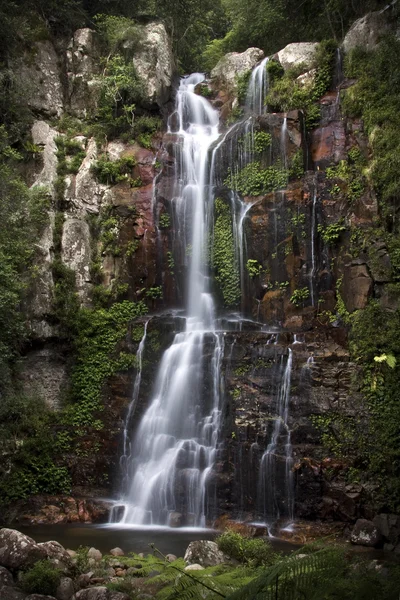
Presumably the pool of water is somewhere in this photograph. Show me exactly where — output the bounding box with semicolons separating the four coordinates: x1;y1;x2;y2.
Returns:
15;524;300;557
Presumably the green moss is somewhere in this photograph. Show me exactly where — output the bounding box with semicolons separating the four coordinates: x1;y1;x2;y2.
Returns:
236;69;252;104
225;162;288;196
212;198;240;307
159;213;171;229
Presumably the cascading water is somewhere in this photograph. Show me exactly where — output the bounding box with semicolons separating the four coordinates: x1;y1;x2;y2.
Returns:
257;348;294;527
246;56;269;115
114;74;224;527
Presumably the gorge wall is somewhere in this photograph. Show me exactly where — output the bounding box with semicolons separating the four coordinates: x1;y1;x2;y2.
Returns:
2;6;400;544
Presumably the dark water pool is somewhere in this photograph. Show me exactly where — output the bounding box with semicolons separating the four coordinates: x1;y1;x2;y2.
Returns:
16;524;300;557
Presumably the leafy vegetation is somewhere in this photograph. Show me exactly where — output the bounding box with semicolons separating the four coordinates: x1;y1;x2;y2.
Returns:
212;198;241;307
290;287;310;307
91;154;136;185
225;163;288;197
20;560;62;595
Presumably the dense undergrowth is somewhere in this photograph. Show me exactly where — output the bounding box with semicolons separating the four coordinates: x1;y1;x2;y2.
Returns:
18;532;400;600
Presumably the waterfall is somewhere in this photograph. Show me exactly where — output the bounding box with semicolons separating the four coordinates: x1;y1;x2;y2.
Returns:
310;186;318;305
114;74;225;527
257;348;294;527
246;57;269;115
280;116;288;169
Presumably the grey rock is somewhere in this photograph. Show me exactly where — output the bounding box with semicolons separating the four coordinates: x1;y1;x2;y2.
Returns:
125;567;139;576
38;541;74;574
168;512;182;528
0;528;47;570
66;29;101;117
20;348;68;410
77;572;94;588
343;11;392;53
184;541;226;567
373;513;400;544
75;587;109;600
0;585;26;600
0;566;14;586
88;548;102;562
109;548;124;557
350;519;383;547
211;48;264;97
31;121;59;192
132;22;175;107
277;42;319;72
108;594;130;600
165;554;177;563
184;564;205;571
56;577;75;600
14;41;63;117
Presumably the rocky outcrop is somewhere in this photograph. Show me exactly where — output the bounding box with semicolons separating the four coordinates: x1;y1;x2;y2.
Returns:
0;529;47;570
13;42;63;117
66;29;101;118
277;42;319;72
211;48;264;96
132;22;175;108
342;10;392;54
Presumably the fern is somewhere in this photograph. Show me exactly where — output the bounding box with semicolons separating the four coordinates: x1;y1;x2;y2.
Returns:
225;546;347;600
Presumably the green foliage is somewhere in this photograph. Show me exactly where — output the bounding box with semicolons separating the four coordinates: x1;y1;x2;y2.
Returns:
342;36;400;211
55;135;86;175
246;259;262;278
217;531;278;567
236;70;251;104
20;560;61;595
317;219;346;244
290;287;310;307
146;286;163;300
65;300;148;428
91;155;136;185
225;162;288;197
289;149;304;179
325;148;366;203
266;59;284;82
94;13;141;55
239;131;272;154
212;198;240;307
266;40;336;130
159;213;171;229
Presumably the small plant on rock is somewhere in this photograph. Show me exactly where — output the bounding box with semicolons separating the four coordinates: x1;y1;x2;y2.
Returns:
20;560;61;595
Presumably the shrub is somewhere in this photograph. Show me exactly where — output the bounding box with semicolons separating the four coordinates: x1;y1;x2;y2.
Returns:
225;162;288;197
20;560;61;595
216;530;277;567
91;155;136;185
290;287;310;306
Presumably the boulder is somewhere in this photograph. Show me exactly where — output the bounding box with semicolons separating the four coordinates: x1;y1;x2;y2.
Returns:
37;542;73;574
0;529;47;570
277;42;319;72
109;548;124;557
0;566;14;586
87;548;102;562
168;512;182;528
56;577;75;600
13;41;63;117
343;11;392;54
75;588;109;600
0;586;26;600
165;554;177;563
350;519;382;547
132;22;175;107
211;48;264;97
340;263;373;312
184;541;226;567
373;513;400;545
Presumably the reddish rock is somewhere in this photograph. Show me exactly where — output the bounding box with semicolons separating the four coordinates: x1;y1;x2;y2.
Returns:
311;121;346;167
